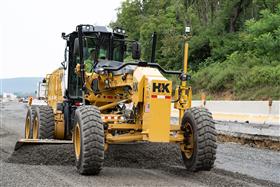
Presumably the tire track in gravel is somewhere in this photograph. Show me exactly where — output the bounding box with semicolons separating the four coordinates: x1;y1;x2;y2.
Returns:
4;142;280;186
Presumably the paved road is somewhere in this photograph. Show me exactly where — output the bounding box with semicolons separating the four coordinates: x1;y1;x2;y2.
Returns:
1;102;280;186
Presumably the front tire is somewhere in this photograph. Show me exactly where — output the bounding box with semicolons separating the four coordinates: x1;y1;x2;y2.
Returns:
74;106;104;175
180;107;217;171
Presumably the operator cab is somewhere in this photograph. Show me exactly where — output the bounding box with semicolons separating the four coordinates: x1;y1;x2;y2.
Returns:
62;25;129;100
73;25;126;63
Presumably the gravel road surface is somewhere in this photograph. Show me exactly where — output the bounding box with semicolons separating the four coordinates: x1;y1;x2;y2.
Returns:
1;102;279;186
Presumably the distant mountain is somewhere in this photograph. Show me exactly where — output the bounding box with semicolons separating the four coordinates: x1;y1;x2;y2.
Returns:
0;77;44;96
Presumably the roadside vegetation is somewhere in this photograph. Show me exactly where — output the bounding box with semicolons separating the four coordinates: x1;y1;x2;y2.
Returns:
112;0;280;100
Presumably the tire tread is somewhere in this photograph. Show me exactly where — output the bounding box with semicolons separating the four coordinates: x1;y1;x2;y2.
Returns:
75;106;104;175
36;105;55;139
181;107;217;171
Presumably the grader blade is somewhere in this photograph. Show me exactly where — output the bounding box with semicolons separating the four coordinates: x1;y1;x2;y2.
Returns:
14;139;72;151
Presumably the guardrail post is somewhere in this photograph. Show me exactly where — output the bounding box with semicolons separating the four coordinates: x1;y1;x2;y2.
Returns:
268;98;272;114
201;93;206;107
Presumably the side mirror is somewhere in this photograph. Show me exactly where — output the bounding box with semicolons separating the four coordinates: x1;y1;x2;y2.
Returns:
123;44;127;52
61;61;67;70
131;42;141;60
61;46;68;70
61;32;66;38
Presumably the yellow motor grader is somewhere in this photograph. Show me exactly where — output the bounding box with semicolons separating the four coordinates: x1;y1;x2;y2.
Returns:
19;25;217;175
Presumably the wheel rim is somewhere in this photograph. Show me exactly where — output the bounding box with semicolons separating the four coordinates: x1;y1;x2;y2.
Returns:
181;122;194;159
25;116;31;139
74;123;81;159
33;116;39;139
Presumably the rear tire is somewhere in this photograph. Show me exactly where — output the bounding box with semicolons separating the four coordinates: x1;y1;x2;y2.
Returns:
180;107;217;171
24;106;37;139
33;106;55;139
74;106;104;175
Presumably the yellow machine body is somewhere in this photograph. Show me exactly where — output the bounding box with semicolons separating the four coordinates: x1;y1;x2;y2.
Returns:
133;67;172;142
46;68;64;112
19;26;217;175
42;45;191;144
45;68;65;139
22;40;192;148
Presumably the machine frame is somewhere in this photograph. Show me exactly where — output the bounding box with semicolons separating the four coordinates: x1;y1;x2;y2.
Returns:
19;24;216;175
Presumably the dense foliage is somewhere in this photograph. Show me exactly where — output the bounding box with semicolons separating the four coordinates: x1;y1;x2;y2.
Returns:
112;0;280;100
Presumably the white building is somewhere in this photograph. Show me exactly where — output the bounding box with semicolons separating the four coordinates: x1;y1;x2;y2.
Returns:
3;92;17;101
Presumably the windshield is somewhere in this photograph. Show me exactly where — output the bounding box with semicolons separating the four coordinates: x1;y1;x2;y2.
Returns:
68;33;126;98
83;34;125;62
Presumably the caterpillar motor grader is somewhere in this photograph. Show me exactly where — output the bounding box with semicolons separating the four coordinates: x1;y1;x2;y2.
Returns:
18;24;217;175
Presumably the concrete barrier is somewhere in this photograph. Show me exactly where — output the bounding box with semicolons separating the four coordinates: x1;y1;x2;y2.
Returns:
172;101;280;125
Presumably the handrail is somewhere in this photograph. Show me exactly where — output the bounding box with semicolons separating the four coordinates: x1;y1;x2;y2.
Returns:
102;61;182;75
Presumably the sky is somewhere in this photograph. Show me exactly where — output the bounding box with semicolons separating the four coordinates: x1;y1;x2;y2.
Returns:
0;0;124;79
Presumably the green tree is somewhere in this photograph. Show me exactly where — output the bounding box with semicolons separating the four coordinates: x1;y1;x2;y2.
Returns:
112;0;280;99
